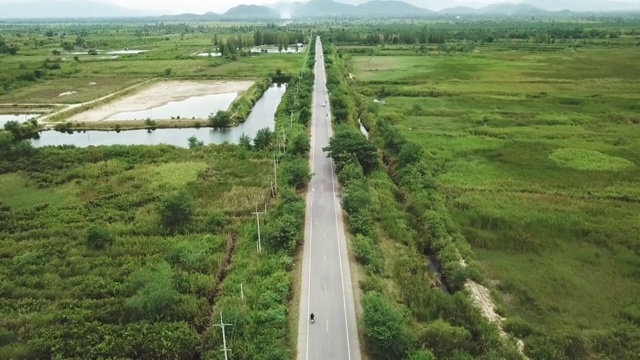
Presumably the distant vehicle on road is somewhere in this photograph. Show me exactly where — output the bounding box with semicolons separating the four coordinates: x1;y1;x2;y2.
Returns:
322;102;326;107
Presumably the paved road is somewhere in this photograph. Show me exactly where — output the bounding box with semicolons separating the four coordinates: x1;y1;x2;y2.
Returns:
297;37;361;360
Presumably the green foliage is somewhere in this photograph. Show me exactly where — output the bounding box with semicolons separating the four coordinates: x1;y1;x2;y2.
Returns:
420;319;472;359
324;124;378;174
407;349;437;360
362;292;411;359
253;127;274;150
125;261;180;321
239;133;252;150
399;142;424;166
351;234;383;274
280;156;311;190
290;130;310;155
503;316;534;338
159;190;195;230
550;148;633;171
86;225;115;250
298;107;311;126
206;211;227;231
209;110;232;128
187;135;204;149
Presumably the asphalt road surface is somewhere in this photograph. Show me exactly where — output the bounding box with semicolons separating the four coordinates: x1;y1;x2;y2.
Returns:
297;37;361;360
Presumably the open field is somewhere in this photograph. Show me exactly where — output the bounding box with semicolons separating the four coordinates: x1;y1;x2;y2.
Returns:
0;144;274;358
348;40;640;357
0;24;304;106
67;80;253;122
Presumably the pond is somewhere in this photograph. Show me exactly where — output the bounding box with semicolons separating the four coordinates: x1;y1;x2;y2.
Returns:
0;114;40;127
32;84;287;148
250;45;305;54
107;50;149;55
105;92;239;121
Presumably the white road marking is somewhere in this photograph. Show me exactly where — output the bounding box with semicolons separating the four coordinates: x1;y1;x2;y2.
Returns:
326;320;329;333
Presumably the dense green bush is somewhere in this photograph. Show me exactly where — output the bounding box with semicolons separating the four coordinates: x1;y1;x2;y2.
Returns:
362;292;411;359
159;190;195;230
86;225;115;250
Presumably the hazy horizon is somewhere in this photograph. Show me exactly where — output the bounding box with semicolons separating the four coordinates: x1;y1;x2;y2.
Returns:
1;0;640;15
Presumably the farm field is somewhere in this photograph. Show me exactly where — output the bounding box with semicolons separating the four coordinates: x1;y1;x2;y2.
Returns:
348;41;640;357
0;145;274;358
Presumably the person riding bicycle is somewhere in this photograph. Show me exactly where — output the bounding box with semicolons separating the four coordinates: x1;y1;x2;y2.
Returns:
310;313;315;322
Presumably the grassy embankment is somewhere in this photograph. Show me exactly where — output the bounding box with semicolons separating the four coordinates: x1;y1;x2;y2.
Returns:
347;42;640;359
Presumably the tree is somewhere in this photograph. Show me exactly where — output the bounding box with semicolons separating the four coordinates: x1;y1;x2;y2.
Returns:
86;225;115;250
280;157;311;190
362;292;410;358
209;110;232;128
290;131;310;155
159;190;195;230
164;67;172;77
398;142;423;166
253;127;274;150
298;107;311;126
187;136;204;149
239;133;252;150
323;126;378;174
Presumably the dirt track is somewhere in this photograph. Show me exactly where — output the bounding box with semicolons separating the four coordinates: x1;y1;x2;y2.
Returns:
67;80;254;122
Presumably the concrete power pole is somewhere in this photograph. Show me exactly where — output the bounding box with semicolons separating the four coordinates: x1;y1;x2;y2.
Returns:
214;312;232;360
252;210;263;253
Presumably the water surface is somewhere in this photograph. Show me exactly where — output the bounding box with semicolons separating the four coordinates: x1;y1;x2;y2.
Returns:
105;92;239;121
32;84;287;148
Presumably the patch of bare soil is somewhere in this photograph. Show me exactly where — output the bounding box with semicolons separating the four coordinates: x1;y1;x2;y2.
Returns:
68;80;254;122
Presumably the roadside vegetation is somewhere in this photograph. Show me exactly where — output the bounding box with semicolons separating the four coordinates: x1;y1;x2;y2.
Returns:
324;19;640;360
0;23;314;359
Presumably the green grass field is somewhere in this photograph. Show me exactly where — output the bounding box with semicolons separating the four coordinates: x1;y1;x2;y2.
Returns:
0;145;274;358
350;45;640;338
0;25;304;105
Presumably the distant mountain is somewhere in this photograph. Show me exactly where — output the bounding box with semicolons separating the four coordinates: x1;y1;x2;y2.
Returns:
0;0;161;19
356;0;436;15
523;0;640;12
223;4;280;19
298;0;356;16
439;3;555;16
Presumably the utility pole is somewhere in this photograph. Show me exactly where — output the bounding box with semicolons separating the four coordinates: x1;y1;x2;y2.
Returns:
290;109;294;127
273;156;279;191
252;210;263;253
282;128;286;153
240;283;244;301
214;312;232;360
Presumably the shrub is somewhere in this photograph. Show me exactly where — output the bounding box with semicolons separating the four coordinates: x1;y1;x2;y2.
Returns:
362;292;410;359
253;127;274;150
503;316;534;338
280;157;311;190
209;110;232;128
86;225;114;250
159;190;194;230
290;131;310;155
351;234;382;273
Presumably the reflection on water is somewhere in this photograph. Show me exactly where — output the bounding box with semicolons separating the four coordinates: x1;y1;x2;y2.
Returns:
0;114;40;127
105;93;239;121
32;84;287;149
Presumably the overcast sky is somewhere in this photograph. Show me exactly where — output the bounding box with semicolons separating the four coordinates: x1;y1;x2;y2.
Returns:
3;0;640;14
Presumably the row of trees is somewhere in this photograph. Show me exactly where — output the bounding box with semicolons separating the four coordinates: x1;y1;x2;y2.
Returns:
322;42;526;359
326;24;628;46
199;37;316;359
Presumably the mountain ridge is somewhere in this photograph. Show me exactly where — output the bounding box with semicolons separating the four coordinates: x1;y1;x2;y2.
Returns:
1;0;639;19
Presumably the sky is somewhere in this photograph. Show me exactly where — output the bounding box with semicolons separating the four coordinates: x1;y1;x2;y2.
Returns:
2;0;640;14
